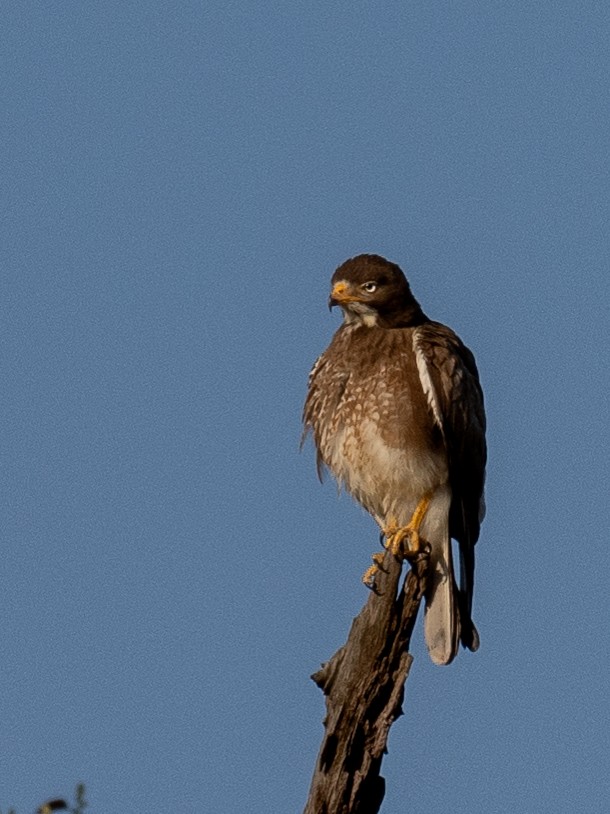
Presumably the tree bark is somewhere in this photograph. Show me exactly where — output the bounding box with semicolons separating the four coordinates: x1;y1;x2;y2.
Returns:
303;550;428;814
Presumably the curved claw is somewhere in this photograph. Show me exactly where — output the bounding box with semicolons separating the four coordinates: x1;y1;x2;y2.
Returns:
362;564;378;589
362;552;387;589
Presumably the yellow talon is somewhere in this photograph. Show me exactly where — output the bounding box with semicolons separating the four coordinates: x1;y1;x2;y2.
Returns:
361;552;386;587
383;495;432;559
362;564;378;588
364;495;432;588
382;516;399;538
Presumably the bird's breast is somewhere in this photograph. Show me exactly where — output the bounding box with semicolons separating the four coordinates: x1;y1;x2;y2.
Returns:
310;327;447;522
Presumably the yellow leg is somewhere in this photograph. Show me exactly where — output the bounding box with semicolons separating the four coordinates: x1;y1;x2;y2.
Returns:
384;494;432;558
362;494;432;588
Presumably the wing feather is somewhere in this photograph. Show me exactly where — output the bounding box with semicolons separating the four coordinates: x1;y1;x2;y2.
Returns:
302;334;351;481
413;322;486;649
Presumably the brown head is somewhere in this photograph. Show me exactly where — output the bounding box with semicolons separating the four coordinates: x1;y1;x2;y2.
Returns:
329;254;427;328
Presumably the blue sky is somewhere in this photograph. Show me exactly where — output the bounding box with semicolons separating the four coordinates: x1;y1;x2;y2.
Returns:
2;2;609;812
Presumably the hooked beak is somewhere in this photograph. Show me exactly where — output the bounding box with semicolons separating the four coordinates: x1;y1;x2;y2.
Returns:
328;281;360;310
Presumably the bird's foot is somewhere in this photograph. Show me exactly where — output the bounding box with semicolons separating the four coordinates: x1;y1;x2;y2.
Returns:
362;552;386;590
382;517;422;560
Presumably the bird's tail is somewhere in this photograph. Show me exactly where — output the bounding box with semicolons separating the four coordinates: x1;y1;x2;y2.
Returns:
421;488;460;665
424;554;480;663
457;539;480;653
423;540;460;665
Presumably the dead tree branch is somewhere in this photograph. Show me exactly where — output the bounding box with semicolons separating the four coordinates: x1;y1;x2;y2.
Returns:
303;550;428;814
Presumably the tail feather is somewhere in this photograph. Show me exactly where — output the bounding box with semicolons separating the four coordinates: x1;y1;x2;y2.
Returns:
424;536;460;665
458;590;480;652
458;529;480;652
421;487;459;665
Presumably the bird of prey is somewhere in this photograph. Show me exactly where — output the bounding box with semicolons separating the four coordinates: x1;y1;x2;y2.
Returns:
303;254;486;665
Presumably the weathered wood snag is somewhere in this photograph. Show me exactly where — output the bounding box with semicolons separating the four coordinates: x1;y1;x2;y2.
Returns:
303;550;428;814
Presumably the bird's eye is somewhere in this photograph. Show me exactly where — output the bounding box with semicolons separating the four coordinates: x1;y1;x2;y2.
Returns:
362;281;377;293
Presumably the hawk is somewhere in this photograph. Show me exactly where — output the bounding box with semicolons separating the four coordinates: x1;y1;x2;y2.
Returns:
303;254;486;665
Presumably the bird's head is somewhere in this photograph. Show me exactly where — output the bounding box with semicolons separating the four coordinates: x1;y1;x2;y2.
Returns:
329;254;425;328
